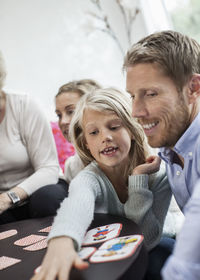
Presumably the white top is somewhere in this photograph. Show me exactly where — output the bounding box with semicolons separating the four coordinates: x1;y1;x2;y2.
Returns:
64;153;84;183
0;93;59;195
49;161;171;251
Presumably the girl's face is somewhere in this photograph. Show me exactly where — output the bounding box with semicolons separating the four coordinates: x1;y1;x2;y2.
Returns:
55;91;81;141
83;108;132;173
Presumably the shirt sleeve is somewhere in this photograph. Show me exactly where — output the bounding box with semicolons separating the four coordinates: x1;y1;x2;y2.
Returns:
124;164;172;250
17;96;59;195
48;171;99;250
162;180;200;280
64;154;84;184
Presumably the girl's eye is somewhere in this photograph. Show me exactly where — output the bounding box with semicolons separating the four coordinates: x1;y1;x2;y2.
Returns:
110;125;120;130
56;114;61;119
89;130;98;135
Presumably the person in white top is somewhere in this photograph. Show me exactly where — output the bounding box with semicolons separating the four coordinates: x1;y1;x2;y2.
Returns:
55;79;101;183
0;51;68;224
31;88;171;280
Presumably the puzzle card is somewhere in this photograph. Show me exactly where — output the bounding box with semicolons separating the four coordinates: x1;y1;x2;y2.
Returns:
82;223;122;245
34;266;41;274
23;238;47;251
0;256;21;270
14;234;46;246
90;234;143;263
78;247;96;260
0;229;17;240
39;226;52;233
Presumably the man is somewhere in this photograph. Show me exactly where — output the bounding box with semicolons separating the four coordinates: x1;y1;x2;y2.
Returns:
124;30;200;279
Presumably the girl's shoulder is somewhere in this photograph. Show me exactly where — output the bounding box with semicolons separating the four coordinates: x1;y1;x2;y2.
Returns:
84;161;102;174
73;161;106;184
75;161;103;179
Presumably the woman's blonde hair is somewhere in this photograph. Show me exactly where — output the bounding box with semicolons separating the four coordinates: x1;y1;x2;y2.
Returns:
70;87;149;177
0;51;6;90
56;79;101;98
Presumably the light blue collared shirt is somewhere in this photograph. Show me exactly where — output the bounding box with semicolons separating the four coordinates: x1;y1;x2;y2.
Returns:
159;112;200;280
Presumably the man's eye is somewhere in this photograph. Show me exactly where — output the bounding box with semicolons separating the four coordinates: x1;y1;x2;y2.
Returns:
131;95;135;100
147;92;157;97
56;114;61;119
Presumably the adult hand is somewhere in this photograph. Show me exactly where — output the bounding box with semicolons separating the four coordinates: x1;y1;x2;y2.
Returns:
30;236;89;280
132;155;161;175
0;192;12;214
0;187;28;215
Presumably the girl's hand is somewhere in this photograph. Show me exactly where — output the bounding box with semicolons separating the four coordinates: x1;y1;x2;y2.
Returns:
30;236;89;280
132;156;161;175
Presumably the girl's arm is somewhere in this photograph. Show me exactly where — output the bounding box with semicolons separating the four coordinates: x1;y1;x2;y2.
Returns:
31;236;88;280
124;158;171;250
30;171;99;280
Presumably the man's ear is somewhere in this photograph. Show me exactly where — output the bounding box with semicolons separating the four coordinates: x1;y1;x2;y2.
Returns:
188;74;200;104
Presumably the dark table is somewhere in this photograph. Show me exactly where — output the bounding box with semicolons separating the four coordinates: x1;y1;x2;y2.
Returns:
0;214;148;280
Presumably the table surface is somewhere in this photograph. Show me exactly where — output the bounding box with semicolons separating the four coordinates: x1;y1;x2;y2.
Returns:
0;214;148;280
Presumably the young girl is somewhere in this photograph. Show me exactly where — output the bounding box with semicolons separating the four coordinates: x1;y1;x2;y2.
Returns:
31;88;171;280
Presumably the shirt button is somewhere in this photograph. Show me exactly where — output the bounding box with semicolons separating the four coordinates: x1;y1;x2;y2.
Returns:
188;152;192;156
176;171;181;176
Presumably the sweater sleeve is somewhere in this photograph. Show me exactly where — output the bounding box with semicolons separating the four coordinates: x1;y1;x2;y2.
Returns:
48;171;99;250
17;96;59;195
124;165;171;250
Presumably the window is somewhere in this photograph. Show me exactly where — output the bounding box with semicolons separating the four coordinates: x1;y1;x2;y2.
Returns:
163;0;200;42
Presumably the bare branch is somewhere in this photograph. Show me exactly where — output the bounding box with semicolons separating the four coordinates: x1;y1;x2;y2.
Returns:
86;0;140;55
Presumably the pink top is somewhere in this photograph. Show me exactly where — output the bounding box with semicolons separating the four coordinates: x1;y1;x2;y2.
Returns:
51;122;75;172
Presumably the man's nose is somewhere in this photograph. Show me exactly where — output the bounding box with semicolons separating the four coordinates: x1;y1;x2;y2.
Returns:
131;99;148;118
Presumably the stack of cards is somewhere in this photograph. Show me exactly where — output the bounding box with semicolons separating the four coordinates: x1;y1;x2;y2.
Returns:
0;226;51;271
79;223;144;263
14;234;47;251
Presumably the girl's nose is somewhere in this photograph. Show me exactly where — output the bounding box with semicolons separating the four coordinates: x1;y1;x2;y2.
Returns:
102;132;113;143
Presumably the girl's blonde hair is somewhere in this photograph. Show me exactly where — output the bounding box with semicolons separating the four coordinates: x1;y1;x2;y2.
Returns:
70;87;149;177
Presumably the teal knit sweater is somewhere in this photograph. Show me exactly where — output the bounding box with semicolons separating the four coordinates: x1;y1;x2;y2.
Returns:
48;161;171;251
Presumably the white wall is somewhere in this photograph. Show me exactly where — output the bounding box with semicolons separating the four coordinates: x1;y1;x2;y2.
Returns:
0;0;148;120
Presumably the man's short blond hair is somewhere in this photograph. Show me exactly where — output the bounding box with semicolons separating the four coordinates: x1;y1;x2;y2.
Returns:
124;30;200;91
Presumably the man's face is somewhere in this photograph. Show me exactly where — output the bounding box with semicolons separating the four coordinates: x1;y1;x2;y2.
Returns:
126;63;190;148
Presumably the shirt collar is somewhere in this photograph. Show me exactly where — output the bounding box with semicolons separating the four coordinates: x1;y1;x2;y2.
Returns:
159;112;200;163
